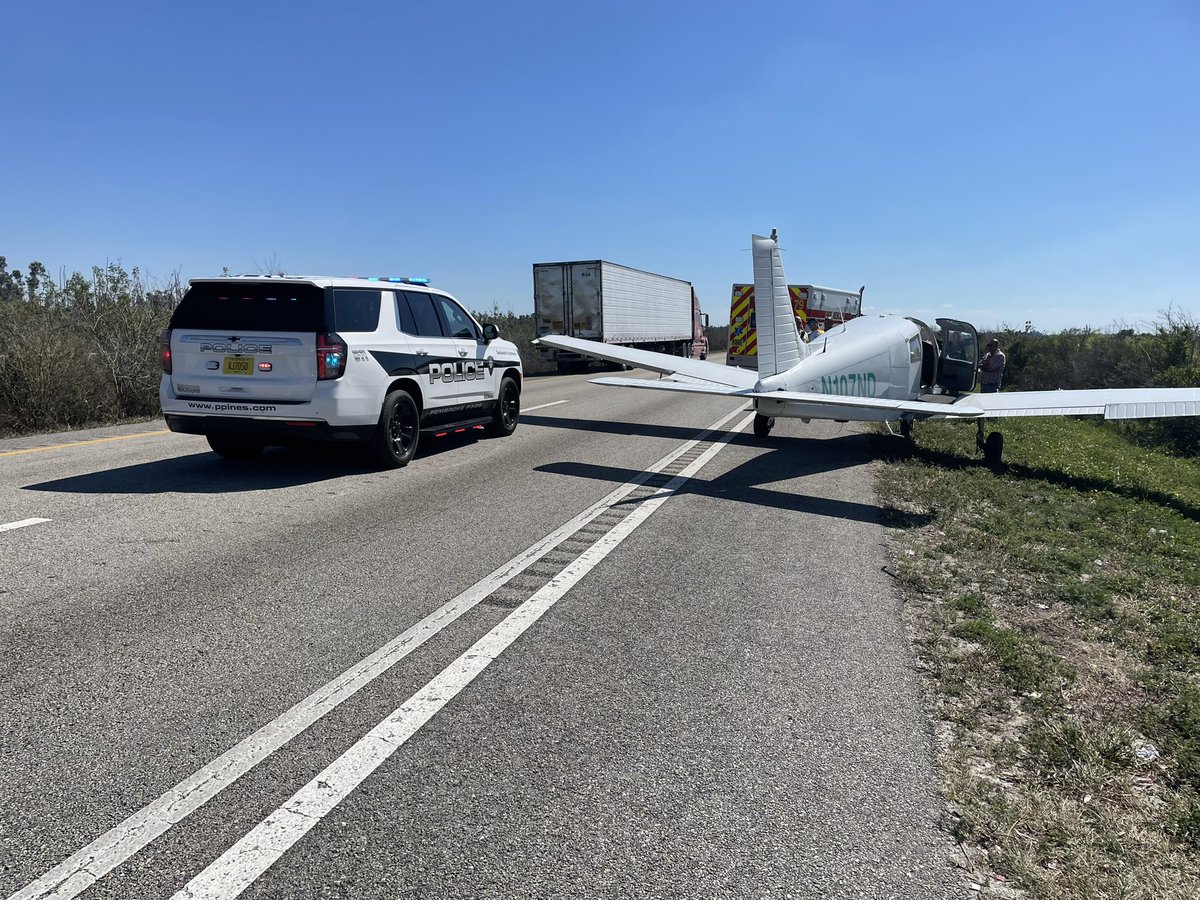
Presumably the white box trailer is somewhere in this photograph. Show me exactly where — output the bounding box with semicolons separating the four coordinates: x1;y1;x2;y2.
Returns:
534;260;707;370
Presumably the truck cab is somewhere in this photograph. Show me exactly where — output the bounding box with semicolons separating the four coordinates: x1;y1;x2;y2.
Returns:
691;288;710;360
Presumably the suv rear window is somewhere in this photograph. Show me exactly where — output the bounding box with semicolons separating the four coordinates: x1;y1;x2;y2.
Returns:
170;282;326;331
332;289;381;332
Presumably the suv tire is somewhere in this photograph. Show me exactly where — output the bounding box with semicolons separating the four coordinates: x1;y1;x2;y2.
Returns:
206;435;263;459
490;376;520;437
371;389;420;468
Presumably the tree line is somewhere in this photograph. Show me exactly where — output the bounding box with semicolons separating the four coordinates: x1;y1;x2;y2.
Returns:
0;258;183;434
0;256;1194;453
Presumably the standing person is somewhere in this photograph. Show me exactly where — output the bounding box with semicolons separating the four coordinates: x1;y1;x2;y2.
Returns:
979;338;1007;393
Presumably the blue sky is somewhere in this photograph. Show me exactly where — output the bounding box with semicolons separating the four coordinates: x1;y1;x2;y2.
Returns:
3;0;1197;331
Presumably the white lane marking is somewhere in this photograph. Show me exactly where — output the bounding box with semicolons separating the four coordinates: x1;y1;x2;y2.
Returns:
9;404;749;900
171;411;755;900
0;518;51;533
522;399;569;412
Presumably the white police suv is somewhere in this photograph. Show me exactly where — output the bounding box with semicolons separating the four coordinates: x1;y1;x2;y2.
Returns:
159;276;523;467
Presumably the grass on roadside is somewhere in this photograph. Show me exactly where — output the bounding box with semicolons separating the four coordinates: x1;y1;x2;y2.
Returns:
873;416;1200;899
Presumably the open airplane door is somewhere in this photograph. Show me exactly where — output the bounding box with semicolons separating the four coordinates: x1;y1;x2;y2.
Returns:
935;318;979;394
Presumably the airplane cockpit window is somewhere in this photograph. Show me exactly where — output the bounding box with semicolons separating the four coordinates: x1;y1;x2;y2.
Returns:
943;328;977;362
909;335;922;364
906;317;938;349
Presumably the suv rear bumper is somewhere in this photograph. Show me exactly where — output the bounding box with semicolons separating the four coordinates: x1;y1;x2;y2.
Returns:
164;414;375;443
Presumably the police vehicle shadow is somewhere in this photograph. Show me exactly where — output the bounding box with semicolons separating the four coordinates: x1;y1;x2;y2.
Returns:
22;447;374;494
535;435;916;525
23;427;505;494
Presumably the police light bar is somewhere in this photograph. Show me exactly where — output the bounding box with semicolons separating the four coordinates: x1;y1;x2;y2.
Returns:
356;276;431;285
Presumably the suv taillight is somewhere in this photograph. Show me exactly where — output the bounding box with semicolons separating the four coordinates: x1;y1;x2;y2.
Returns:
316;332;347;380
160;329;173;374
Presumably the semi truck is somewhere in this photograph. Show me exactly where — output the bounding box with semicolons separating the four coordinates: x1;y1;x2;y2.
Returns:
727;282;864;368
534;260;709;371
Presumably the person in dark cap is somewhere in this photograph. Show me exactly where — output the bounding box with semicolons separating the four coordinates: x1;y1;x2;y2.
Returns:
979;338;1007;393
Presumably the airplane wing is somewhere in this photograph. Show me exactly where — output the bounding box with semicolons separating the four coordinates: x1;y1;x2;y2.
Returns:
753;390;984;418
534;335;759;391
953;388;1200;419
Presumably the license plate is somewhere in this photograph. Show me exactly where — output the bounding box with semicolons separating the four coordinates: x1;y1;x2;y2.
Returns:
223;356;254;375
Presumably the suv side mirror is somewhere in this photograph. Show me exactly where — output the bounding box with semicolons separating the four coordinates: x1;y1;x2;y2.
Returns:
481;323;500;343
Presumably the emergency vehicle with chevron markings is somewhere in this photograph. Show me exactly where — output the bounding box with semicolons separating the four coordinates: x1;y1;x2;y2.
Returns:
159;276;523;468
727;282;863;368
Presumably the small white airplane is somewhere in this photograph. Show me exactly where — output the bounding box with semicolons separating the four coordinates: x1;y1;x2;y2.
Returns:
535;232;1200;464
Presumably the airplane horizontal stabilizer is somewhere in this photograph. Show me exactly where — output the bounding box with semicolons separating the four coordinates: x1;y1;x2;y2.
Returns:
589;376;752;397
956;388;1200;420
535;335;759;390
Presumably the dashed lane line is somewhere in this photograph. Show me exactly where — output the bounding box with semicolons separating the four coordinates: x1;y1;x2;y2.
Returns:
7;404;748;900
521;400;569;412
0;518;51;533
172;409;755;900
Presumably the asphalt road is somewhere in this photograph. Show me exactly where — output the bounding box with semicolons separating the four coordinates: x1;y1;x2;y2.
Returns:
1;362;965;899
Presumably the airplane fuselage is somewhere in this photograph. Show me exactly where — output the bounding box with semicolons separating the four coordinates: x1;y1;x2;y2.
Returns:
755;316;927;421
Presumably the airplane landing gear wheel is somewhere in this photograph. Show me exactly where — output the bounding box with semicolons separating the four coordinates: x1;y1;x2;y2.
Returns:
983;431;1004;466
753;413;775;438
899;418;914;440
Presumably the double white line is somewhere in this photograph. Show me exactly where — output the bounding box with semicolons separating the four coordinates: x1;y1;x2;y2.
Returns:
10;407;752;900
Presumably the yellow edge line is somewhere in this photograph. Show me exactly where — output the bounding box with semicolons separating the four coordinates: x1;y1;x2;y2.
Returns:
0;430;169;457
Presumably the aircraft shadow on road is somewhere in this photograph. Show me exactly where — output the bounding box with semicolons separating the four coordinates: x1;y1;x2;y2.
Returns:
535;438;918;525
522;412;768;446
22;432;487;495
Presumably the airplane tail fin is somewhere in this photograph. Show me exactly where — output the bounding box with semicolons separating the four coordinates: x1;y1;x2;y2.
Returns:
751;232;807;377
